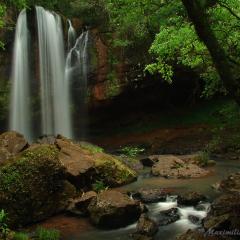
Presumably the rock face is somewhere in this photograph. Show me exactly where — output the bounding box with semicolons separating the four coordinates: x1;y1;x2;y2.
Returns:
56;137;137;188
131;188;173;203
177;192;206;206
88;190;142;229
158;208;180;226
131;214;158;240
151;155;209;178
0;131;28;164
68;191;97;216
0;144;76;227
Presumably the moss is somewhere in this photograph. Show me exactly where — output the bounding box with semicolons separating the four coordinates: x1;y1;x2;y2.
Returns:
94;153;137;187
78;142;104;154
0;145;73;227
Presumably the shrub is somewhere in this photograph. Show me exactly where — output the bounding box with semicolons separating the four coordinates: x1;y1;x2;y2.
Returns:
92;180;108;192
0;209;9;240
119;146;145;158
36;227;60;240
13;232;29;240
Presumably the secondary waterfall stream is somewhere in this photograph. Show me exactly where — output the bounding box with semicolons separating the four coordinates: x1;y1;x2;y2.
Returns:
10;9;31;140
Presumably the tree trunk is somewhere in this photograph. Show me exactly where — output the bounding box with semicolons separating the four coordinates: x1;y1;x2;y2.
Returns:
181;0;240;104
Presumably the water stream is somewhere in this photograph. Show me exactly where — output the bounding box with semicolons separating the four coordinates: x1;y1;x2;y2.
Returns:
9;9;31;140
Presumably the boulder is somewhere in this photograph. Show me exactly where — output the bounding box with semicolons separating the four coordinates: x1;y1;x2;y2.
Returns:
131;188;173;203
131;214;158;240
151;155;209;179
88;190;142;229
67;191;97;216
203;193;240;231
177;191;206;206
0;131;28;164
140;155;160;167
0;144;76;227
218;172;240;194
188;215;201;225
158;208;180;226
56;138;96;188
0;131;28;155
56;137;137;188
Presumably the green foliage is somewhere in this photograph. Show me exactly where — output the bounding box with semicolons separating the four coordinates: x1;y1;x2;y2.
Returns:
0;209;9;240
119;146;145;158
35;227;60;240
92;180;108;192
146;0;240;98
79;142;104;154
208;100;240;152
196;151;210;167
13;232;29;240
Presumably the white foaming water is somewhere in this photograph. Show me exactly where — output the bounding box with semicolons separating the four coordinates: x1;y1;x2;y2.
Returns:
67;19;76;51
10;9;32;140
36;6;72;138
65;30;90;138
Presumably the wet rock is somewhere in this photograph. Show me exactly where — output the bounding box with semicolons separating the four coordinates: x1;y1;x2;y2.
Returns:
131;214;158;240
88;190;141;229
158;208;180;226
188;215;201;225
151;155;209;179
218;172;240;194
131;234;153;240
203;193;240;231
67;191;97;216
177;192;206;206
140;155;159;167
131;188;174;203
0;144;75;227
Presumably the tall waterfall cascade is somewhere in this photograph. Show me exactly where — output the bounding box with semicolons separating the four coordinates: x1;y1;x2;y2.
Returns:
36;6;72;138
9;6;74;140
10;9;32;140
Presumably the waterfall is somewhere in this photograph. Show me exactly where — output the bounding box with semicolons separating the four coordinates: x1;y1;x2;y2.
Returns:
36;6;72;138
67;19;76;51
65;30;90;138
10;9;32;140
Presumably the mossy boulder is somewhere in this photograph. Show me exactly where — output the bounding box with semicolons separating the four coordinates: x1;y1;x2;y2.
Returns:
56;137;137;188
93;152;137;187
0;144;76;227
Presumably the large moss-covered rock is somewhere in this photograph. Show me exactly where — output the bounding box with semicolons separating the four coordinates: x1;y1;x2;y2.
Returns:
0;144;75;227
56;137;137;188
